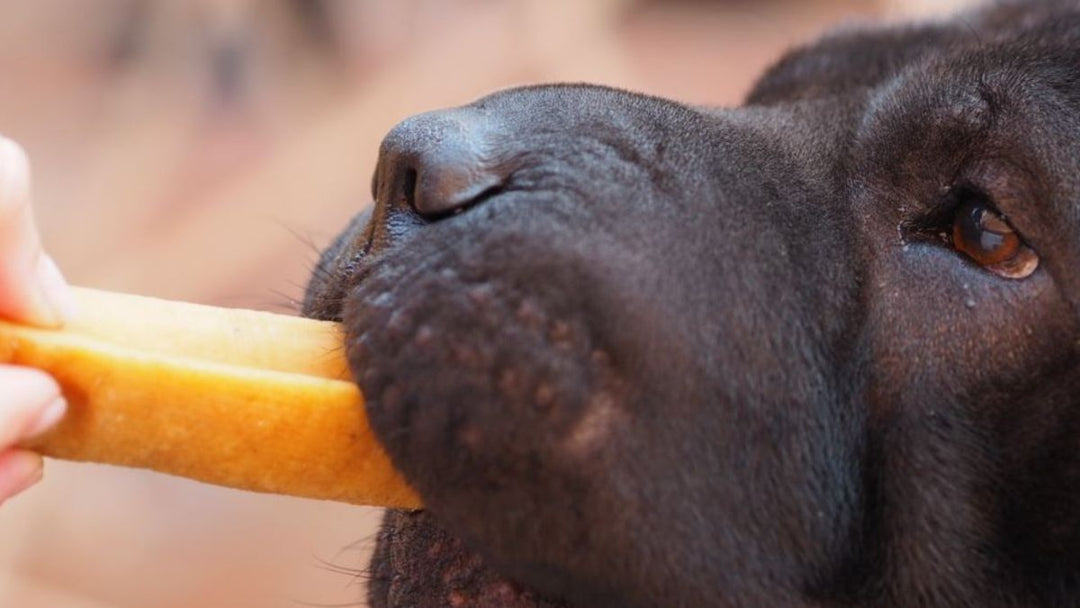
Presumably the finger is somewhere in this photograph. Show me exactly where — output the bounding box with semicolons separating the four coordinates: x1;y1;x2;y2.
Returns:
0;137;76;327
0;449;44;503
0;365;66;448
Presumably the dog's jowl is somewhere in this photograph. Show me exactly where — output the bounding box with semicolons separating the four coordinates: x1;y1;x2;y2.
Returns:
303;1;1080;606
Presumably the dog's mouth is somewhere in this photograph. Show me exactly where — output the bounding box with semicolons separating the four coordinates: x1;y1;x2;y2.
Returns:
367;510;567;608
318;204;616;608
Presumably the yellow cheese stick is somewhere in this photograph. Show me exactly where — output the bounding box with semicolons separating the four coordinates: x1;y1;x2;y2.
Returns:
0;287;421;510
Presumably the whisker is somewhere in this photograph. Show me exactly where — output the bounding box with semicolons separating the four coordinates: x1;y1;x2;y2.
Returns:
267;288;304;313
333;531;381;561
273;218;331;258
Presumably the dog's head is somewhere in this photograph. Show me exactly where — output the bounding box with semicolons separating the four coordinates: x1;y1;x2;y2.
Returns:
303;2;1080;606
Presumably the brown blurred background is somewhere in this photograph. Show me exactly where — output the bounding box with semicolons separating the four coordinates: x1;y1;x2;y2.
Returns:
0;1;976;606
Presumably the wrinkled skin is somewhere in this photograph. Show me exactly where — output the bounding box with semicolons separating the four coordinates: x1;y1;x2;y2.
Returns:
303;1;1080;606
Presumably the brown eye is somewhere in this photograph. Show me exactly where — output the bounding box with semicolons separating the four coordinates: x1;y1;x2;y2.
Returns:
952;199;1039;279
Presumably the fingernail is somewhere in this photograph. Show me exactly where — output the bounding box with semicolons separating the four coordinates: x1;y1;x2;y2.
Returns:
0;137;29;205
26;397;67;439
33;254;78;326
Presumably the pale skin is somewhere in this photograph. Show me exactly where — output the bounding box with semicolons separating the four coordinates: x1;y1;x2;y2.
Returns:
0;137;75;505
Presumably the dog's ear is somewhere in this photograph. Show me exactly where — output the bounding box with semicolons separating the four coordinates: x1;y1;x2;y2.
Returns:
745;21;955;106
748;1;1080;107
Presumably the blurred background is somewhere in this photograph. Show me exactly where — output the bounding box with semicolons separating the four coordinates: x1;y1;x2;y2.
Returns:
0;1;977;606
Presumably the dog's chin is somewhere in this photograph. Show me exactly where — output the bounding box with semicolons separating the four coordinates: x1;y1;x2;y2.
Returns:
368;510;567;608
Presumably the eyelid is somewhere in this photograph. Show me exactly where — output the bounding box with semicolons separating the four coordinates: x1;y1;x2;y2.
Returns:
899;188;973;244
961;160;1044;237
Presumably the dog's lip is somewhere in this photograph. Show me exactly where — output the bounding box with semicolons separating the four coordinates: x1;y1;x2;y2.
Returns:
349;257;378;296
369;510;570;608
342;218;385;299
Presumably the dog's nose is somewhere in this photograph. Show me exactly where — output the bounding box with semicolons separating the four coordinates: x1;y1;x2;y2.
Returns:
374;110;505;219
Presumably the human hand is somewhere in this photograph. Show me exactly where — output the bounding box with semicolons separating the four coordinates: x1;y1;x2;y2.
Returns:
0;137;76;505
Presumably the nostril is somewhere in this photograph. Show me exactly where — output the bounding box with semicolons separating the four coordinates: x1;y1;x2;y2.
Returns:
409;145;505;219
375;109;508;221
414;175;504;221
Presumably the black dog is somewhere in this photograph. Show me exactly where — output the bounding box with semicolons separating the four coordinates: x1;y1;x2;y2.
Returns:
303;1;1080;606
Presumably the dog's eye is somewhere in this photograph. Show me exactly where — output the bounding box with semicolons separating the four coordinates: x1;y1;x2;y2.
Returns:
951;199;1038;279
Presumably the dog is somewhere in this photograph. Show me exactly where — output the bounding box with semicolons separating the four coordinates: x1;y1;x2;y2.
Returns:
302;1;1080;606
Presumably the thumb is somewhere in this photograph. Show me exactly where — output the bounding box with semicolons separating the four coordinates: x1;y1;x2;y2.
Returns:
0;138;76;327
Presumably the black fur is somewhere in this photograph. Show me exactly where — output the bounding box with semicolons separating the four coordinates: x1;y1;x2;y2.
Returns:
303;2;1080;606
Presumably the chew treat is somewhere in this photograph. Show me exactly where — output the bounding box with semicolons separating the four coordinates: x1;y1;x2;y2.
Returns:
0;287;421;510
